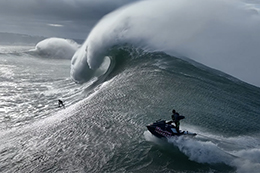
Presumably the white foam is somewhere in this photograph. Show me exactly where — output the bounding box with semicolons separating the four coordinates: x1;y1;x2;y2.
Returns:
32;37;80;59
145;127;260;172
168;136;233;164
70;54;114;83
72;0;260;87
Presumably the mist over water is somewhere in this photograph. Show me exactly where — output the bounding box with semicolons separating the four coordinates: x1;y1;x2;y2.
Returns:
71;0;260;87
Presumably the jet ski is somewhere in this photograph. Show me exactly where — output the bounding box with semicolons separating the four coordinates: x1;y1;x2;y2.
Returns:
146;120;197;138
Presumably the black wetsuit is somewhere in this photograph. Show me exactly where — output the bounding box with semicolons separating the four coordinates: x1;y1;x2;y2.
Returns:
58;99;65;108
172;113;185;133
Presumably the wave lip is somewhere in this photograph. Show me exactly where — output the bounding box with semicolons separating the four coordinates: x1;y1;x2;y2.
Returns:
70;0;260;87
31;37;80;59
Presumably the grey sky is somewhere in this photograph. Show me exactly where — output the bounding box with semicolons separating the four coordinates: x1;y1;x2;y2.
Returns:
0;0;139;39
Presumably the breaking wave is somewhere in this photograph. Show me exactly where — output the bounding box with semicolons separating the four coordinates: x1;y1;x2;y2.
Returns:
71;0;260;87
31;37;80;59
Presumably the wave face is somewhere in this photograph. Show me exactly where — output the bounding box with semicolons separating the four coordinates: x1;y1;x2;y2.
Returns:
71;0;260;87
32;37;80;59
1;44;260;173
2;1;260;173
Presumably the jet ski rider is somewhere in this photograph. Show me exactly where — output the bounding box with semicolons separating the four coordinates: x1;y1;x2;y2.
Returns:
170;109;185;134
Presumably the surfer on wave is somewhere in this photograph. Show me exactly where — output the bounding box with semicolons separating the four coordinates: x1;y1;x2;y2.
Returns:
58;99;65;109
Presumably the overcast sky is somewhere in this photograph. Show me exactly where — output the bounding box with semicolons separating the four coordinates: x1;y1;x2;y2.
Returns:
0;0;140;39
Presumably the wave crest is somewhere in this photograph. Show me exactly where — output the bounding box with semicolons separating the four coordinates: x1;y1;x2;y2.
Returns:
71;0;260;87
32;37;80;59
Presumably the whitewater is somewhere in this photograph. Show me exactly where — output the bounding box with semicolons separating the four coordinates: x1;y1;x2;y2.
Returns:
71;0;260;87
1;0;260;172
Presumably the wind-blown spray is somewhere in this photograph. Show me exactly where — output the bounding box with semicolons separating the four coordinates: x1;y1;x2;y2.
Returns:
71;0;260;87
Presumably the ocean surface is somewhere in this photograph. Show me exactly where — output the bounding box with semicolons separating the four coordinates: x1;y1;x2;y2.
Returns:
1;0;260;173
0;43;260;173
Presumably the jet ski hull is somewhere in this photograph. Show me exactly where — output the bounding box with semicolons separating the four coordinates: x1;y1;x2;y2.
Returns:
146;120;196;138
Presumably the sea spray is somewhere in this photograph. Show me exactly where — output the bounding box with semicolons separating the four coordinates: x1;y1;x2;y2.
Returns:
167;136;233;164
71;0;260;87
145;129;260;172
231;149;260;173
32;37;80;59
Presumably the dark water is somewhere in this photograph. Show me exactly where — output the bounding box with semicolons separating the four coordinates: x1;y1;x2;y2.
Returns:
0;45;260;173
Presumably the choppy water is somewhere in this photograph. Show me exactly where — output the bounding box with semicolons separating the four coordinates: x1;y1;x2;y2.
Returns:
0;45;260;173
1;0;260;172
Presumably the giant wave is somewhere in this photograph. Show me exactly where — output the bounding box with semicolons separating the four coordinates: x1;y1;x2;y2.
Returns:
71;0;260;87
